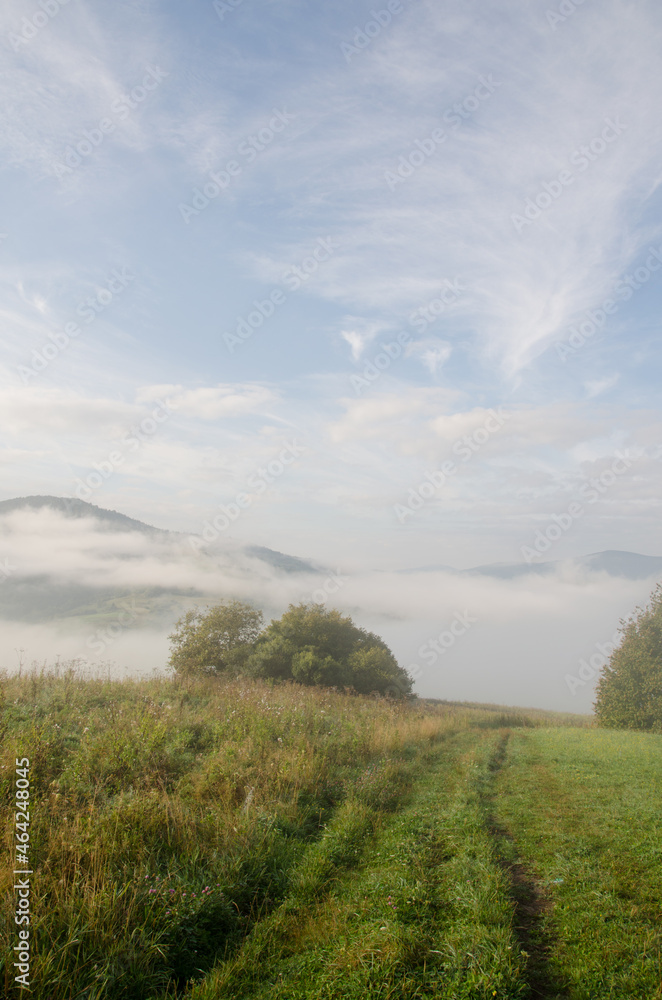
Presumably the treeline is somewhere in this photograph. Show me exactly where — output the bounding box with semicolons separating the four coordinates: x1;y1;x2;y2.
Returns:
168;600;413;697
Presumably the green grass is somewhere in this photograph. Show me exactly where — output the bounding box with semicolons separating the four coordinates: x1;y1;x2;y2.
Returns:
492;728;662;999
188;730;528;1000
1;666;660;999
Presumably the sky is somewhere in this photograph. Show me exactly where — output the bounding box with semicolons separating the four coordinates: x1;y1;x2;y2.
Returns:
1;0;662;707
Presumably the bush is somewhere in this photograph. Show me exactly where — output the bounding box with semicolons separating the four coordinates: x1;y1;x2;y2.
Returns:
246;603;412;697
168;601;264;677
594;584;662;730
167;600;412;696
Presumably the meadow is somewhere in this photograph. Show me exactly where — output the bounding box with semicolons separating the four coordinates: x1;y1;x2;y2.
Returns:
0;666;660;999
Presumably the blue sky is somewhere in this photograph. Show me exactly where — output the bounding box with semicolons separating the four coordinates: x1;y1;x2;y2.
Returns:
2;0;662;572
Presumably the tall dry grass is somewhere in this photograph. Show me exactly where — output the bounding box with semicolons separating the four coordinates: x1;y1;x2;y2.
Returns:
0;664;576;998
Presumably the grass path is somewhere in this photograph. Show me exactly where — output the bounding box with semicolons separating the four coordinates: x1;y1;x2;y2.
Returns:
479;733;569;1000
490;728;662;1000
184;729;529;999
184;726;662;1000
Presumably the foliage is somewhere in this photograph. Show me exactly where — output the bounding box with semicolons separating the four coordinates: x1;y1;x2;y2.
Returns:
246;602;413;696
594;584;662;730
168;600;264;676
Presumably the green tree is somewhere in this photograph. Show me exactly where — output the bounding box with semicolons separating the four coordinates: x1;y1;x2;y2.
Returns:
168;600;264;676
594;584;662;730
246;603;412;696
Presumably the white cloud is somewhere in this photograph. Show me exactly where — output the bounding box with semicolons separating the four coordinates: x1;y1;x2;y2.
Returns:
339;317;392;360
341;328;368;361
0;386;137;435
585;374;620;398
406;337;452;374
136;383;279;420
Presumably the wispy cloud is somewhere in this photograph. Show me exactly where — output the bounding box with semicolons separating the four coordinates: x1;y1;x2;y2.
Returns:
219;1;662;376
585;374;620;398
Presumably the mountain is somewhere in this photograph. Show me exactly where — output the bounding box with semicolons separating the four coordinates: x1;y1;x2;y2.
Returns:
0;495;174;536
576;550;662;580
2;496;660;629
409;550;662;582
0;496;319;571
0;496;323;625
243;545;320;574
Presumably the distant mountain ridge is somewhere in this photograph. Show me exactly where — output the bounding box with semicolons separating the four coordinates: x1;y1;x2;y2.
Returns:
0;495;173;536
0;496;320;572
408;549;662;582
243;545;321;575
2;496;660;580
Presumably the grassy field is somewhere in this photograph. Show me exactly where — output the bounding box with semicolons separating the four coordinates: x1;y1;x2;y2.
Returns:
0;666;660;999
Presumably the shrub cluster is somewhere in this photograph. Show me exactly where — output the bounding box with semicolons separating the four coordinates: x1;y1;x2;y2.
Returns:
168;601;412;697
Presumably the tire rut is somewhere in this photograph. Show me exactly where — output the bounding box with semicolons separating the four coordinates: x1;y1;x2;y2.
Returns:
484;732;570;1000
